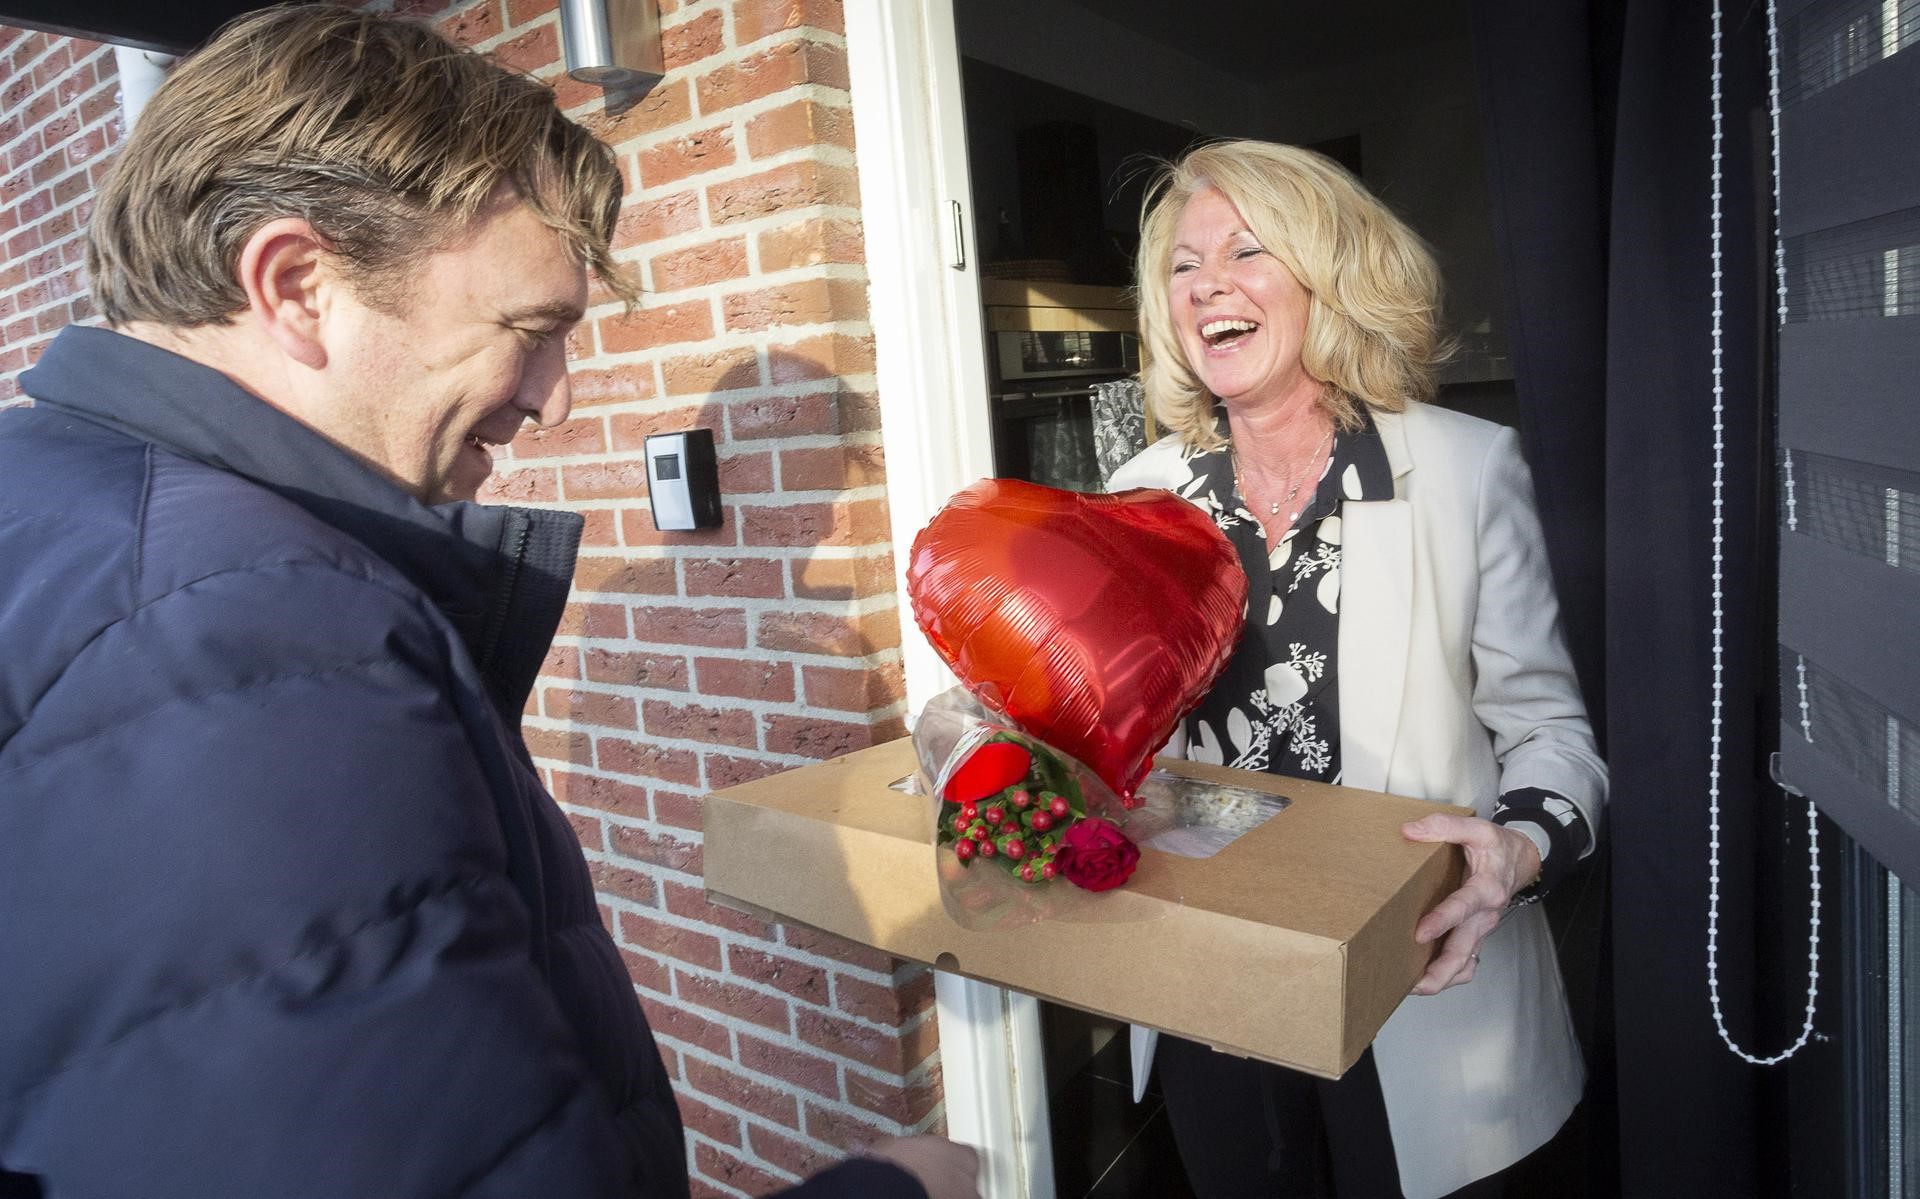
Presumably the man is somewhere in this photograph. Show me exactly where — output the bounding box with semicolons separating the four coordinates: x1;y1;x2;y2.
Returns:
0;8;975;1198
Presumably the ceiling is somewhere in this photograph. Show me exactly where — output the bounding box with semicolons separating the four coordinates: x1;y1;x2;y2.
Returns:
0;0;276;54
1062;0;1471;82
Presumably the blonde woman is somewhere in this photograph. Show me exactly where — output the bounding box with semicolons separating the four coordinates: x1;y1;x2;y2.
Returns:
1110;141;1606;1199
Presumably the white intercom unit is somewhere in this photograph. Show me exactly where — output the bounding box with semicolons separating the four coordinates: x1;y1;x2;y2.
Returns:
643;429;723;530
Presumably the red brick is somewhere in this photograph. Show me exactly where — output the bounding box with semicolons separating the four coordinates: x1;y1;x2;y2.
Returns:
611;823;704;874
568;810;606;852
723;277;866;332
38;113;77;149
617;909;723;971
760;216;867;272
662;8;726;71
630;604;748;648
747;1124;839;1182
561;458;651;500
762;713;880;760
676;969;791;1034
782;927;896;975
650;236;749;292
652;789;706;832
585;646;690;688
640;994;732;1055
801;1099;900;1151
746;97;854;159
741;498;889;548
727;390;845;440
569;362;657;407
695;40;849;116
582;78;692;144
693;1142;785;1192
732;0;846;45
436;0;503;44
603;405;709;451
78;85;116;128
614;189;701;251
557;601;629;638
683;557;784;599
523;725;593;766
550;769;650;820
779;443;884;491
580;509;618;546
703;752;789;789
599;300;714;353
706;160;858;225
638;124;735;189
754;609;897;657
543;686;638;730
574;553;678;595
845;1067;941;1125
597;736;703;786
664;879;775;939
590;858;662;906
790;554;895;602
684;1056;801;1129
769;332;876;382
728;947;829;1006
833;968;935;1026
65;127;110;169
643;697;757;748
477;465;558;503
736;1032;837;1102
695;655;794;701
620;945;672;994
801;660;904;712
491;22;558;73
53;60;94;107
662;345;761;396
513;415;606;457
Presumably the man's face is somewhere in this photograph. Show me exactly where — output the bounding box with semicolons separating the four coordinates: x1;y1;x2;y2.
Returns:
320;199;587;505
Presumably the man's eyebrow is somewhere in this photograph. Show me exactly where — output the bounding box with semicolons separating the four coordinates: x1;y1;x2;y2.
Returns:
503;301;585;325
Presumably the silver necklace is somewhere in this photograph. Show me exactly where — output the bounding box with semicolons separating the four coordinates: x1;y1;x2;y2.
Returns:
1231;427;1332;520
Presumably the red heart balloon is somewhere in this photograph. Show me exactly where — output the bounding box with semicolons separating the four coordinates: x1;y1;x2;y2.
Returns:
907;479;1247;801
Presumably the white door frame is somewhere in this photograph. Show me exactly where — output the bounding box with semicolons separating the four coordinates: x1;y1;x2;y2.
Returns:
842;3;1053;1197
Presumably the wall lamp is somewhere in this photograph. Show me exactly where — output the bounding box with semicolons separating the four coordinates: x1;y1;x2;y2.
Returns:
558;0;665;91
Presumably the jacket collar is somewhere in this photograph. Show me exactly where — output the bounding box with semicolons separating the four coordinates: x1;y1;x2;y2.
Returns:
22;325;580;721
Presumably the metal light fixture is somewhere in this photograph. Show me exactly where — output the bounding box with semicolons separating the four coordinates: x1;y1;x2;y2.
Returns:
558;0;665;92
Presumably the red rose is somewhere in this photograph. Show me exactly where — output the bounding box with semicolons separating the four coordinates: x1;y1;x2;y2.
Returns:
1053;818;1140;893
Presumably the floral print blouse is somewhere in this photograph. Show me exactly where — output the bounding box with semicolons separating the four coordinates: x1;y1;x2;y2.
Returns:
1169;406;1591;893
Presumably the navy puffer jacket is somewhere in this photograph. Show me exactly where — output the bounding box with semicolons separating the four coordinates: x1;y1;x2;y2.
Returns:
0;328;920;1199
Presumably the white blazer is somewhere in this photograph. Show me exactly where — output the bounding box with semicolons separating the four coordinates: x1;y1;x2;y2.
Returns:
1107;402;1607;1199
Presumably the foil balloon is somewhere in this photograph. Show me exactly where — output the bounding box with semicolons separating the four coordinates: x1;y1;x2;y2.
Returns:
907;479;1247;802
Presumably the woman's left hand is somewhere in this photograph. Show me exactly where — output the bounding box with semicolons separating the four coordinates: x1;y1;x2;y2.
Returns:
1399;812;1542;995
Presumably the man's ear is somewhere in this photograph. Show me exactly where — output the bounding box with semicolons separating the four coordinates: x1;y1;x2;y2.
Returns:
235;218;332;371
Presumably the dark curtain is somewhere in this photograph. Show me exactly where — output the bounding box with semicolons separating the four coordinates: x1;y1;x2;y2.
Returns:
1472;1;1776;1195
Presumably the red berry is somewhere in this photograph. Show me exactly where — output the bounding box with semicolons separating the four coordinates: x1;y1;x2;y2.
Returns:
1049;797;1070;818
955;839;976;860
1030;811;1054;832
1005;838;1025;859
1011;789;1032;809
1042;861;1058;880
983;805;1005;826
979;840;996;857
1020;864;1038;882
960;802;978;821
970;824;988;841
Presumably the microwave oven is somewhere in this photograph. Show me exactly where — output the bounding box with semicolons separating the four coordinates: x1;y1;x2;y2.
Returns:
994;329;1139;383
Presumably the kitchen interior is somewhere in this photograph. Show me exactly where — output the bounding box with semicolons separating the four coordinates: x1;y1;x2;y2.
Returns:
951;0;1511;1193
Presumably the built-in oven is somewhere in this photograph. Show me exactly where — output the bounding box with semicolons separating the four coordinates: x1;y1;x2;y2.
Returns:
982;281;1140;492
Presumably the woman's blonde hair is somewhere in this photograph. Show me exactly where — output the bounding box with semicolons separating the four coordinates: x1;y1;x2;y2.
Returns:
87;4;637;327
1133;140;1449;451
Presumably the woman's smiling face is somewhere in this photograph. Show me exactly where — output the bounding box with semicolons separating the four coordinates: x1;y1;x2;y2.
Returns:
1167;187;1316;411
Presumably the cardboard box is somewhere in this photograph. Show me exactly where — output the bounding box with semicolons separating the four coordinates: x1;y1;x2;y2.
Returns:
704;738;1465;1079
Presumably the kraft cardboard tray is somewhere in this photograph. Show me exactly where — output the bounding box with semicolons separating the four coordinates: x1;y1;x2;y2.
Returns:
703;737;1464;1079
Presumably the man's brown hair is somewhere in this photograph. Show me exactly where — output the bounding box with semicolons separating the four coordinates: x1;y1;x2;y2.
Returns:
87;3;636;327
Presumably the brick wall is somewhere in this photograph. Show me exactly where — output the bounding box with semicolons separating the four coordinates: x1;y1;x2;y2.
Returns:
0;2;943;1195
0;28;118;403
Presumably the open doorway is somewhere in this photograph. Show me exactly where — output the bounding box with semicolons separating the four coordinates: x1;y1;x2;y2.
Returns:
947;1;1518;1193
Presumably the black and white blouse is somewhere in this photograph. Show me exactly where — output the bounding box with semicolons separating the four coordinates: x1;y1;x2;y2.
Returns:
1169;406;1591;893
